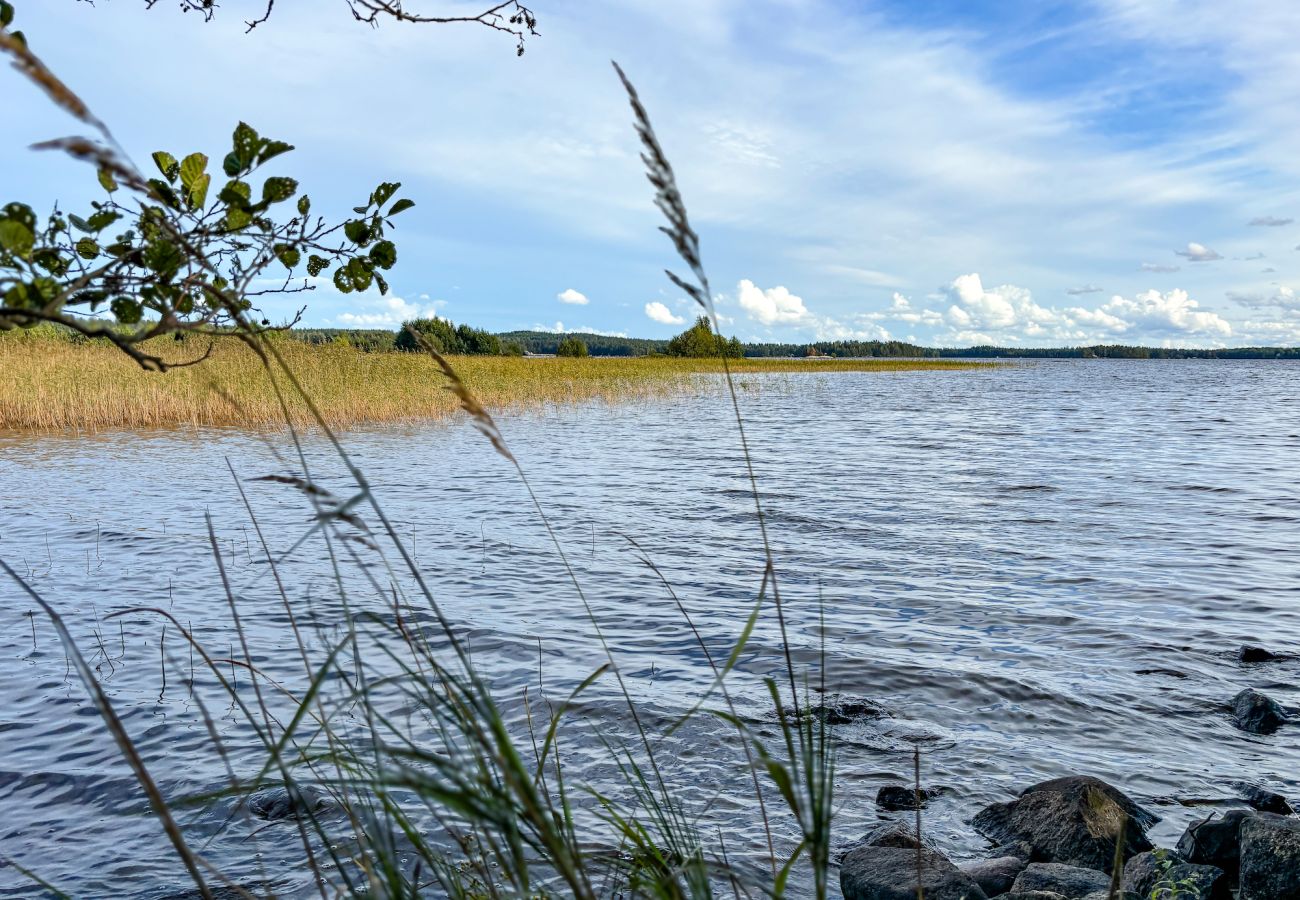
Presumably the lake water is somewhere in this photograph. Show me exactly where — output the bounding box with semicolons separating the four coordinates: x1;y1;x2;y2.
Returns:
2;359;1299;897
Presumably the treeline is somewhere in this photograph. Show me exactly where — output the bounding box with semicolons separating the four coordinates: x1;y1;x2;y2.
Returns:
496;330;666;356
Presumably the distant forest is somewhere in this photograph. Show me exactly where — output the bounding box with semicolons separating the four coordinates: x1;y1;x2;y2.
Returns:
285;328;1300;359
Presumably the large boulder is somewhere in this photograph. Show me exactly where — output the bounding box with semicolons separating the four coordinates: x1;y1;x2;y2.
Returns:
972;775;1156;871
1231;688;1288;734
960;855;1027;895
840;845;988;900
1238;645;1287;663
1175;809;1256;876
1121;850;1226;899
1239;813;1300;899
1010;862;1109;896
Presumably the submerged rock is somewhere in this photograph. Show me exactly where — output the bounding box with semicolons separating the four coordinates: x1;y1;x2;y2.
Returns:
247;784;333;821
840;844;988;900
972;774;1156;871
1239;813;1300;899
807;693;888;725
1175;809;1255;876
1010;861;1109;896
875;784;941;811
1230;688;1288;734
1238;645;1287;663
1232;781;1294;814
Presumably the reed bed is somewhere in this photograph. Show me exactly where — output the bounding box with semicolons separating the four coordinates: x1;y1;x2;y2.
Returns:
0;333;983;432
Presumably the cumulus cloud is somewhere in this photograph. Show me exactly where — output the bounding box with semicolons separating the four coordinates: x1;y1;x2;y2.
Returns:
644;301;684;325
736;279;810;325
1227;286;1300;310
557;288;589;305
332;295;445;328
1175;242;1223;262
531;320;628;336
1066;284;1104;295
1141;262;1181;273
1250;216;1293;227
1099;288;1231;337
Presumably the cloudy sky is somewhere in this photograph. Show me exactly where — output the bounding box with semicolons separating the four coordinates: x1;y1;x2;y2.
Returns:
7;0;1300;347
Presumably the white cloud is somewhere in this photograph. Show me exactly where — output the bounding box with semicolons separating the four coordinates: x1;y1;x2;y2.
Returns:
331;295;445;328
533;320;567;333
1228;286;1300;310
736;279;809;325
644;301;684;325
1141;262;1181;273
557;288;590;305
1175;242;1223;262
1098;289;1232;338
1249;216;1293;227
1066;284;1104;295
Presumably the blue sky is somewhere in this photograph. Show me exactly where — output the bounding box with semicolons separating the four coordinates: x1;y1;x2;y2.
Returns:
6;0;1300;347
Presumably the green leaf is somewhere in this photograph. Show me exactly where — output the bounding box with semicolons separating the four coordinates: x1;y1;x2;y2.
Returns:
86;210;120;232
225;207;253;232
0;2;15;28
179;152;208;190
0;220;35;257
151;151;179;183
274;244;301;269
261;176;298;204
387;198;415;216
343;220;371;245
257;140;294;165
369;240;396;270
75;238;99;260
373;182;400;208
218;180;252;207
222;152;242;178
346;256;373;292
297;195;311;217
4;203;36;230
306;254;329;277
374;271;388;296
332;267;354;294
33;248;68;276
232;121;262;167
110;297;142;325
188;172;211;210
147;178;181;210
97;168;118;193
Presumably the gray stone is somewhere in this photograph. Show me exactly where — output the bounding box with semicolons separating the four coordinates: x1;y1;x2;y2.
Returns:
1232;781;1294;814
840;845;988;900
1000;894;1069;900
1239;813;1300;899
1238;645;1286;663
1011;861;1110;897
876;784;941;811
1175;809;1255;875
1123;850;1226;900
1231;688;1288;734
973;775;1155;871
960;854;1027;895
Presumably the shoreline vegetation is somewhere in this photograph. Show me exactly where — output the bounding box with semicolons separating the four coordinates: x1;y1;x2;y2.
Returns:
0;331;984;432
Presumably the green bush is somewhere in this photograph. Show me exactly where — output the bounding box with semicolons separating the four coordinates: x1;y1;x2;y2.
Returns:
556;336;589;357
665;316;743;358
396;317;503;355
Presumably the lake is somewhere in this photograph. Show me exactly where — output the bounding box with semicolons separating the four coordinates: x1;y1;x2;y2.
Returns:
2;359;1298;897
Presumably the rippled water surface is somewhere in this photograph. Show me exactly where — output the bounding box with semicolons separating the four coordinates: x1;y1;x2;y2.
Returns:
3;359;1300;897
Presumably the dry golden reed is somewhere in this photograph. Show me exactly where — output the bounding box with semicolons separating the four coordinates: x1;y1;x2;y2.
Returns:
0;333;983;432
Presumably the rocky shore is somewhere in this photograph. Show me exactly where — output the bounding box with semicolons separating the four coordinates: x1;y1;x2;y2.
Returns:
840;645;1298;899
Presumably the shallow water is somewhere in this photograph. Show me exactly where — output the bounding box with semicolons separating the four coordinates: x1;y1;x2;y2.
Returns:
2;359;1299;897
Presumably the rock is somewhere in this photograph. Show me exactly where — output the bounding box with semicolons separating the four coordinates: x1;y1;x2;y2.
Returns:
247;784;333;821
1231;688;1288;734
1238;645;1286;663
972;775;1156;871
840;845;989;900
1011;861;1110;897
1232;781;1294;814
1081;893;1138;900
1122;850;1226;899
994;840;1036;861
860;819;931;850
961;855;1027;895
809;693;888;724
876;784;941;811
1239;813;1300;899
1175;809;1255;876
1000;894;1069;900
